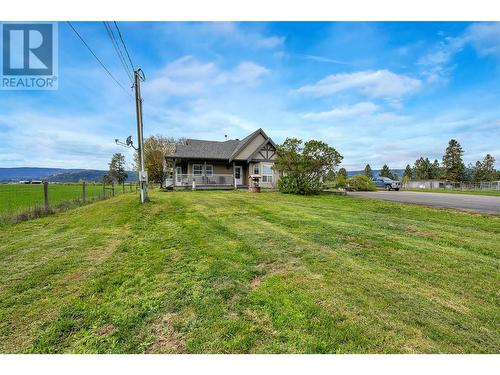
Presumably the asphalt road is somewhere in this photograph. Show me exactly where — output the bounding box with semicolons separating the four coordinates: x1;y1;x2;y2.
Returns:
349;190;500;215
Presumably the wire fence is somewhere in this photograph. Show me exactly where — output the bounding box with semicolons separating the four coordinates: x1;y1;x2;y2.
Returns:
403;180;500;191
0;181;137;225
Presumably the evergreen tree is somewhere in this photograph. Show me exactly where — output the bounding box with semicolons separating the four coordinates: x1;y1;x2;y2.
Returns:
429;159;441;179
413;157;431;179
364;164;373;178
379;164;391;178
403;164;413;180
108;153;128;184
482;154;496;181
338;167;348;180
442;139;465;181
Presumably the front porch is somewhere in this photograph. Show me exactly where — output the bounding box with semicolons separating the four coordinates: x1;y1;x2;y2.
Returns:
166;159;249;190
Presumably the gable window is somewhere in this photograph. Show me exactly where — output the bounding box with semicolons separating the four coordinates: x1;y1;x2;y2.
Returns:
262;163;273;183
193;164;203;176
253;163;260;175
205;164;214;177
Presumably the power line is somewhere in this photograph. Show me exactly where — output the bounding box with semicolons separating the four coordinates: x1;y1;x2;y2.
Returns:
66;21;133;98
113;21;135;73
103;21;133;83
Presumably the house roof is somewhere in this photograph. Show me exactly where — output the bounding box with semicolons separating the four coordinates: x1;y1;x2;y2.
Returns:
170;128;273;161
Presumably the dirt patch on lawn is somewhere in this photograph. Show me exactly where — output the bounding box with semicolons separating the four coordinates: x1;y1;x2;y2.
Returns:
405;225;438;239
148;313;185;353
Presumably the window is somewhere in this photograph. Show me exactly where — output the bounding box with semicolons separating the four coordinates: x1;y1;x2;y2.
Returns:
253;163;260;175
262;163;273;183
205;164;213;177
193;164;203;176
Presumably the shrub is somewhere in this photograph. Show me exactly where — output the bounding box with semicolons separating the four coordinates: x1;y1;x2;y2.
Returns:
278;175;322;195
347;174;376;191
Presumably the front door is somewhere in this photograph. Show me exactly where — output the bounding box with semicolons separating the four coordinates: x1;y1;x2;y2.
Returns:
234;166;243;185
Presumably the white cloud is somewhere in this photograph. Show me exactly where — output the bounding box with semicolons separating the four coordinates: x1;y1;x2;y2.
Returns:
165;22;285;50
464;22;500;58
301;102;379;121
418;22;500;82
301;54;349;65
295;70;422;99
144;56;269;96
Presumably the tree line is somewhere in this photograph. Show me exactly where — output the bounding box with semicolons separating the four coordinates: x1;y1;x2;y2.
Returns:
401;139;498;182
360;139;498;183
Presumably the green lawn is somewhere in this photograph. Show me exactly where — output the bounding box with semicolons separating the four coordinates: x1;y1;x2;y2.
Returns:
403;188;500;197
0;190;498;353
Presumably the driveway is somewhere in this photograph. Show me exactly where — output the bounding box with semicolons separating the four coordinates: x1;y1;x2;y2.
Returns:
349;190;500;215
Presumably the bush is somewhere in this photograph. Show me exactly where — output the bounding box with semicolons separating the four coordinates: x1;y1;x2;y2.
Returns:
278;175;322;195
347;174;376;191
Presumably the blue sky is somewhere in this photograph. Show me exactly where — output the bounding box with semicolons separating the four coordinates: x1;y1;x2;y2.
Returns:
1;21;499;170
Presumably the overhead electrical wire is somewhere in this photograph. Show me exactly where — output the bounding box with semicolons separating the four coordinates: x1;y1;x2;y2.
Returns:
113;21;135;74
66;21;133;98
103;21;134;84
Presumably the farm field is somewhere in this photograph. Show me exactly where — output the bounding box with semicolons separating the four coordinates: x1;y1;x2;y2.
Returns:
0;190;498;353
0;183;134;218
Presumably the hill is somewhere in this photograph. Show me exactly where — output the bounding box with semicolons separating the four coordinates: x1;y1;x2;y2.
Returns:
0;167;137;183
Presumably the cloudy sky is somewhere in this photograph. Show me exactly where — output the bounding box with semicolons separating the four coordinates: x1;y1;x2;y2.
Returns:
1;21;499;170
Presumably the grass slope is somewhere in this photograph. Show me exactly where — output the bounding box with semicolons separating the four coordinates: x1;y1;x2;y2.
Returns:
0;190;498;353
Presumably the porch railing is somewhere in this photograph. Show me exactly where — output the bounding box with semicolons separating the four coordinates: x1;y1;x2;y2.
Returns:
170;174;236;187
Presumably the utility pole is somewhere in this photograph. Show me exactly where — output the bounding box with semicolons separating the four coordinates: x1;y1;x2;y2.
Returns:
134;68;149;203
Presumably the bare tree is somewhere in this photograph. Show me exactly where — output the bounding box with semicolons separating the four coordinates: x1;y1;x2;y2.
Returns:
135;135;179;187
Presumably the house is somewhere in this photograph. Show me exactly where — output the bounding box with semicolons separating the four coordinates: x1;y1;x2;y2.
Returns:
166;128;280;189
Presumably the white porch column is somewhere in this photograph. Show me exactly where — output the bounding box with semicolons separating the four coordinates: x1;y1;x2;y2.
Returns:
233;162;237;189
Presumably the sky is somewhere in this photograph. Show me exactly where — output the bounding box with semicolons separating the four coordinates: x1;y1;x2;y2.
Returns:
0;21;499;171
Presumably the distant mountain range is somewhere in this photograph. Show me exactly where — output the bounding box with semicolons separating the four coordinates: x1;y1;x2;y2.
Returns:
0;167;138;183
348;169;404;178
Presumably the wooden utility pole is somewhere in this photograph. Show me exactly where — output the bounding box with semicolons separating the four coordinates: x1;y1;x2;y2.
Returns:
134;68;149;203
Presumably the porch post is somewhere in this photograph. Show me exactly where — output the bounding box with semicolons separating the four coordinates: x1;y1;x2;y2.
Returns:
172;158;176;186
233;162;237;189
204;160;207;185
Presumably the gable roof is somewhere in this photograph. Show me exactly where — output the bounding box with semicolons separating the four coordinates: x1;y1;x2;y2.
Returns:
170;128;273;161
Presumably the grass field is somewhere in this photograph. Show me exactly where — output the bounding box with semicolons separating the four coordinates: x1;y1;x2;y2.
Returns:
403;188;500;197
0;183;134;217
0;190;498;353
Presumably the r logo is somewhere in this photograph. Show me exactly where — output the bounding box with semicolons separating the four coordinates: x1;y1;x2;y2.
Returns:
2;23;53;76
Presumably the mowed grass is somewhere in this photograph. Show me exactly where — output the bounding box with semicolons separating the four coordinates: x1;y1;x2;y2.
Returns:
0;190;498;353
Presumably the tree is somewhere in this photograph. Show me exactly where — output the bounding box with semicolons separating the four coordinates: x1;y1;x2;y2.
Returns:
102;173;113;185
108;153;128;184
338;168;348;180
413;157;431;179
481;154;496;181
136;135;177;187
274;138;343;195
379;164;391;178
442;139;465;181
364;164;373;178
403;164;413;180
429;159;441;179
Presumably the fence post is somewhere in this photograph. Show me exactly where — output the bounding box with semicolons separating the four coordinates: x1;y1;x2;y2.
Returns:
43;182;49;211
102;182;105;198
112;182;115;197
82;180;86;203
122;182;125;193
